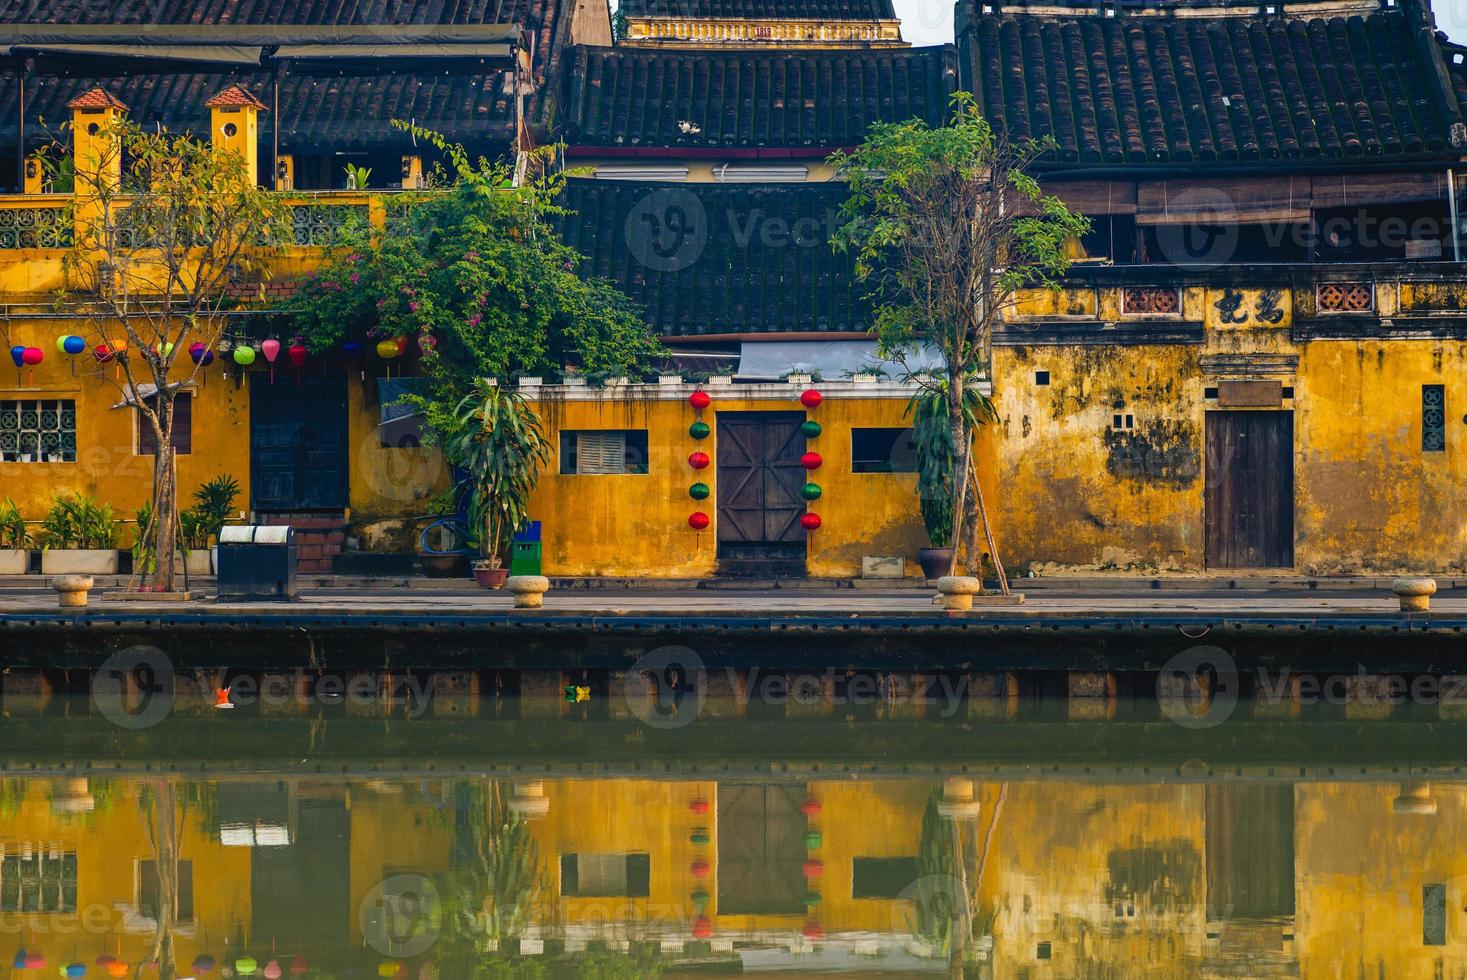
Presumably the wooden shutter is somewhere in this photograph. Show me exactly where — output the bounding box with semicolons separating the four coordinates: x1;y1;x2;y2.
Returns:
575;431;627;474
137;392;192;456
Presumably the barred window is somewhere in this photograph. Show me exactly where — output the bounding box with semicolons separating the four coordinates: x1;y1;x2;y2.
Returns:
0;399;77;462
1423;385;1446;453
0;848;77;913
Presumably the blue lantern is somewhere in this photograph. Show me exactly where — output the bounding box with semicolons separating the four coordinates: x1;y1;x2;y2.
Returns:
9;346;23;368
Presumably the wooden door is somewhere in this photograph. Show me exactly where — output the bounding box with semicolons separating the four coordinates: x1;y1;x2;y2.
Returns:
250;373;350;511
716;783;808;915
1204;411;1293;568
715;412;806;559
1205;784;1295;919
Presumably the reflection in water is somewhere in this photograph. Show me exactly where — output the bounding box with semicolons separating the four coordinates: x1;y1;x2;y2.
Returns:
0;706;1463;977
1;772;1461;977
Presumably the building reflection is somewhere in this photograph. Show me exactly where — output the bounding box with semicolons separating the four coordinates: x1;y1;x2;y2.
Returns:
0;772;1460;975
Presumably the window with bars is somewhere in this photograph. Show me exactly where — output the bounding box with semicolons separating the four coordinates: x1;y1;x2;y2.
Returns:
0;399;77;462
0;848;77;913
1423;385;1446;453
559;430;649;475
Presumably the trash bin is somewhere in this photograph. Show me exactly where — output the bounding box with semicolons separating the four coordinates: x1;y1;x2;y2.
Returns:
510;522;542;576
216;525;298;600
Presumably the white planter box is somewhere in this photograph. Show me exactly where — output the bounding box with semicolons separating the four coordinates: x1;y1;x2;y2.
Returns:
658;374;684;386
561;377;587;387
708;375;734;386
852;373;879;384
42;549;120;575
786;374;813;385
517;377;543;388
602;377;630;388
0;549;28;575
173;550;214;576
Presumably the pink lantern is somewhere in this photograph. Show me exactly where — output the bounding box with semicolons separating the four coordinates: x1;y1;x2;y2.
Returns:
261;338;281;383
21;346;42;365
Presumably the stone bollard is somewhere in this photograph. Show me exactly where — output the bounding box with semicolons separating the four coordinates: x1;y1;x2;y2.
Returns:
53;575;93;608
1392;577;1437;612
507;575;550;609
933;576;981;611
1393;783;1437;816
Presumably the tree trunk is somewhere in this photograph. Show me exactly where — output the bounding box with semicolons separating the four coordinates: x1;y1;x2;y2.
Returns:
946;375;970;578
151;394;178;593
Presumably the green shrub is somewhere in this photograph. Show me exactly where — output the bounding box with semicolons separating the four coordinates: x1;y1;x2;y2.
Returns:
0;498;28;550
42;493;118;550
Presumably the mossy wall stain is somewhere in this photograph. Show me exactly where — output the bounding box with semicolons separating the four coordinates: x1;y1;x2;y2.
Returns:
1103;419;1201;487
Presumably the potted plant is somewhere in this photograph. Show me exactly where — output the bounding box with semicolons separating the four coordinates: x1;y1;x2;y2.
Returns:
177;509;214;577
911;389;957;581
0;498;30;575
448;379;549;588
40;493;120;575
191;474;240;574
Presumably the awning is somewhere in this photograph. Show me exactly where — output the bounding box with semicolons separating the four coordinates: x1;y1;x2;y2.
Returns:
111;381;193;408
1311;172;1449;208
274;43;513;62
1137;177;1311;225
737;340;944;380
8;43;264;68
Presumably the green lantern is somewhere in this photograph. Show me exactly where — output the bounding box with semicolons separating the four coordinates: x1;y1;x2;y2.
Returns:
689;420;711;440
804;891;822;907
800;419;822;439
691;889;711;909
689;481;711;501
690;830;711;845
803;830;822;849
801;482;822;501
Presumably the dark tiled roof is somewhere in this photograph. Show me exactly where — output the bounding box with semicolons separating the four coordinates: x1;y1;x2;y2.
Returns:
1;73;521;151
565;44;955;150
620;0;895;20
557;178;868;336
0;0;568;148
958;4;1465;165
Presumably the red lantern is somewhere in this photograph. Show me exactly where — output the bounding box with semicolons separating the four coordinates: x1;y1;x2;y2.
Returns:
689;798;710;815
20;346;42;366
688;512;710;531
94;344;115;363
801;452;822;470
800;389;822;408
691;860;711;879
688;390;711;410
288;343;307;368
800;798;822;817
688;451;710;470
800;513;822;531
802;859;824;878
691;915;713;940
801;921;824;941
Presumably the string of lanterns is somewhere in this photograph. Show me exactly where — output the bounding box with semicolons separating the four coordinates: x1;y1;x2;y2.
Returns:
689;794;713;941
800;389;823;533
801;794;824;942
687;389;712;534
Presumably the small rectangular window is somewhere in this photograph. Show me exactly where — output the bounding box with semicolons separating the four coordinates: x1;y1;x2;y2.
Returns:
852;857;919;899
1423;384;1446;453
560;430;649;474
560;853;651;897
851;427;916;473
139;858;194;922
1424;883;1447;945
1;849;77;913
0;399;77;462
137;392;192;456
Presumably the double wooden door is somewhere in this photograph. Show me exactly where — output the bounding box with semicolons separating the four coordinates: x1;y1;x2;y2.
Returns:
249;373;350;511
1204;411;1293;569
715;412;807;559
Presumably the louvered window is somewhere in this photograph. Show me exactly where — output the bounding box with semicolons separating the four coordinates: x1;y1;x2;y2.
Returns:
559;430;649;475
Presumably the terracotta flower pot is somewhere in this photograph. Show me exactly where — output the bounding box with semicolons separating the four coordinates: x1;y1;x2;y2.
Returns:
474;565;509;589
916;547;954;582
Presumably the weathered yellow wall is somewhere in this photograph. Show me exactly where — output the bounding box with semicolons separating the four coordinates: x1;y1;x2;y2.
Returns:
0;317;251;543
526;387;938;578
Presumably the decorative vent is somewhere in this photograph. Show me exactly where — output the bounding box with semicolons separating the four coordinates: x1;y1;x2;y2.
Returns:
0;399;77;463
1316;282;1374;314
1121;287;1181;316
1422;385;1446;453
0;206;71;249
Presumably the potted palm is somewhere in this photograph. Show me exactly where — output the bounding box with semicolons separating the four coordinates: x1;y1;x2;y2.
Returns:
191;474;240;574
448;379;549;589
0;498;30;575
40;493;120;575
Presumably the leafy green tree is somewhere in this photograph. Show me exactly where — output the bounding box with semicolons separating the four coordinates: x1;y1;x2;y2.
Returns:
288;128;660;427
832;94;1088;589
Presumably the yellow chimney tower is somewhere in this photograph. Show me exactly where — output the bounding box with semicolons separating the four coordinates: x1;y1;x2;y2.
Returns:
204;84;267;186
66;87;127;195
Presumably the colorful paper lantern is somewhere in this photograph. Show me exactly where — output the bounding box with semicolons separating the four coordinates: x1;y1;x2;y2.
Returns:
105;963;127;980
260;338;281;363
192;954;217;974
691;860;711;878
688;512;710;531
13;949;26;969
189;342;216;366
21;346;42;366
65;963;86;978
800;420;822;438
376;338;403;359
801;452;822;470
58;335;85;355
804;891;822;907
688;390;711;410
690;829;710;845
801;921;824;940
688;482;710;501
235;956;259;976
233;345;256;366
691;888;710;908
341;340;362;355
804;830;822;849
688;420;710;440
93;344;115;363
289;954;308;975
688;451;710;470
263;959;283;979
800;513;822;531
288;343;307;368
154;341;174;358
802;859;824;878
691;915;713;940
800;389;823;408
9;345;23;368
377;962;401;978
689;798;710;815
801;482;822;501
801;798;822;816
